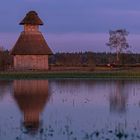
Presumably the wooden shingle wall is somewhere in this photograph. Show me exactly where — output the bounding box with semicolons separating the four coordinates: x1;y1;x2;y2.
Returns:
14;55;48;70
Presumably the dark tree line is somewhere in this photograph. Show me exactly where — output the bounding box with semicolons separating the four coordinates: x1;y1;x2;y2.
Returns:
0;50;13;70
49;52;95;67
0;50;140;71
49;52;140;66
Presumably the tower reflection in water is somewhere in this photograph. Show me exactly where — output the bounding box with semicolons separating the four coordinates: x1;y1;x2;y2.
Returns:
110;81;128;113
13;80;50;133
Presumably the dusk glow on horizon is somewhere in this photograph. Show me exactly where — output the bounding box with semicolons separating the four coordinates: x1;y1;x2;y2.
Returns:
0;0;140;52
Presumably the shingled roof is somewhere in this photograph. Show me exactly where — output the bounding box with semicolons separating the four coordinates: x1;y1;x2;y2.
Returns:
11;31;53;55
20;11;43;25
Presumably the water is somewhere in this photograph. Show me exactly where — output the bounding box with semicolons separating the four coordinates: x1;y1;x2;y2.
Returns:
0;80;140;140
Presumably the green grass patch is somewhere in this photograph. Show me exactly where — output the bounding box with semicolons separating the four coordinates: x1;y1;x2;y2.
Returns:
0;71;140;80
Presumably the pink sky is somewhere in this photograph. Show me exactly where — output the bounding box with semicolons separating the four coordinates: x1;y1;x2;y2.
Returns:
0;32;139;53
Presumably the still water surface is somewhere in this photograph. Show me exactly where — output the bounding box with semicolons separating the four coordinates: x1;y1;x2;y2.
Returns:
0;80;140;140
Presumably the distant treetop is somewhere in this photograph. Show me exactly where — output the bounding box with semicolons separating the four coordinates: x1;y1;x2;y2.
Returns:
106;29;130;63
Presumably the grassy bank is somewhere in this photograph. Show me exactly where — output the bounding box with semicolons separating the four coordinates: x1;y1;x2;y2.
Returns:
0;70;140;80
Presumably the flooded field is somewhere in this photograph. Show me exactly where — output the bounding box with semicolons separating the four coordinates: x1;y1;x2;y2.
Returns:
0;79;140;140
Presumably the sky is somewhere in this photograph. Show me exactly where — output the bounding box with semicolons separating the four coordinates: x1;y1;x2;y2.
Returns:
0;0;140;52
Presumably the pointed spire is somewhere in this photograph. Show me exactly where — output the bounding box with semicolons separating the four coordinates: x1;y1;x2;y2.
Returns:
20;11;43;25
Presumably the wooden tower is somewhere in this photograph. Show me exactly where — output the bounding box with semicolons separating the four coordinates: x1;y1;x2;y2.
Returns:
11;11;53;70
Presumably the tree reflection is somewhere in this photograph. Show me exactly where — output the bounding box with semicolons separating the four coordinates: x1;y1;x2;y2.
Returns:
0;81;12;101
13;80;50;134
110;81;128;113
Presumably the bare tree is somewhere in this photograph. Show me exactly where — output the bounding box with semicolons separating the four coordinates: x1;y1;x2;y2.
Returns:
106;29;130;64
